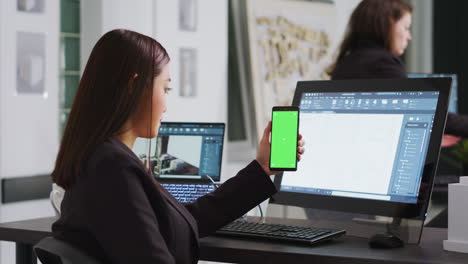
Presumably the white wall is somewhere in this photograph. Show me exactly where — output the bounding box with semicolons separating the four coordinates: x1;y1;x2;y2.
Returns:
0;0;59;263
0;1;59;185
81;0;154;70
153;0;228;124
331;0;362;53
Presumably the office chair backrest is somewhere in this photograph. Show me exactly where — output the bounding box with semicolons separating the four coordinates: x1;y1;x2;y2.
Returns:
34;237;102;264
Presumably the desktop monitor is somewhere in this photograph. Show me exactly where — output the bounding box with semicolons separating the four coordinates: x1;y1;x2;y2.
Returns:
408;73;457;113
271;78;451;219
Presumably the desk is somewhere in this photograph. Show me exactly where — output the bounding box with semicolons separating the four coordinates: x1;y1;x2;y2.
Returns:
0;217;467;264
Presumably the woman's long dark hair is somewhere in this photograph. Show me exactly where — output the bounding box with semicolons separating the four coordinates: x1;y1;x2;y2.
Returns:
334;0;412;63
53;29;170;190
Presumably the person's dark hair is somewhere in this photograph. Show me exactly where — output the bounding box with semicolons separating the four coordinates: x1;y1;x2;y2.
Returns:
52;29;170;190
334;0;412;63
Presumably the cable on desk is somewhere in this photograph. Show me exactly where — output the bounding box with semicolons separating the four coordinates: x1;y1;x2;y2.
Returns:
202;175;264;219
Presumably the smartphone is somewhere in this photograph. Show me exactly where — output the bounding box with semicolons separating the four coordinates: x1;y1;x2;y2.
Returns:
269;106;300;171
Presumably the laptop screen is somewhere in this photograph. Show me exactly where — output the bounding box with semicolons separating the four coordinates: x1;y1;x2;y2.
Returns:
133;122;225;181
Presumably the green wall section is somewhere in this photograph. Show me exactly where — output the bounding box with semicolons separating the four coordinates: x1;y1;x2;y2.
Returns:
59;0;80;135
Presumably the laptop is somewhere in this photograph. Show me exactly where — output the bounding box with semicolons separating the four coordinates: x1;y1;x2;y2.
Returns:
133;122;225;203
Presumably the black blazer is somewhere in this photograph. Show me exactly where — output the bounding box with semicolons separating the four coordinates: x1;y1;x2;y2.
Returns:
331;39;468;137
331;39;407;80
52;137;276;264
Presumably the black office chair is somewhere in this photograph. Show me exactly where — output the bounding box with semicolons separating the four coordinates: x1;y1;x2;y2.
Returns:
34;237;102;264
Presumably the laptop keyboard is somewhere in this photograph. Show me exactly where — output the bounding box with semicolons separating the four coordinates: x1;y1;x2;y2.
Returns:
216;220;346;245
162;183;215;204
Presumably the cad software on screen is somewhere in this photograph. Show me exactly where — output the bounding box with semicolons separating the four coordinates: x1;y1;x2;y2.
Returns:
280;91;439;204
155;123;224;180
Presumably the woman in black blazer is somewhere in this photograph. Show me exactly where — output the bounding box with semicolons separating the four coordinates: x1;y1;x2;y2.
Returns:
51;29;304;263
330;0;468;142
330;0;412;80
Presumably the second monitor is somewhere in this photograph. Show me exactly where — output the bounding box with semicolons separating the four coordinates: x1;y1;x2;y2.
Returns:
408;73;457;113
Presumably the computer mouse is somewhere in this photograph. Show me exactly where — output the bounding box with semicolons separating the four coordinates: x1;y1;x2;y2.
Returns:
368;232;404;249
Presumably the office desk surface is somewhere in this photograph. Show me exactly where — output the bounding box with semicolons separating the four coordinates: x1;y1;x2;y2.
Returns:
0;216;467;264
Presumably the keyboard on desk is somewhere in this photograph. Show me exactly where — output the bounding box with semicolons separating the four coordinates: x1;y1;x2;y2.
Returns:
161;183;215;204
216;220;346;245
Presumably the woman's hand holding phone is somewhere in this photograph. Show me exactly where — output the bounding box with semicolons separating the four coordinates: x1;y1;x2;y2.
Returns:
256;120;305;176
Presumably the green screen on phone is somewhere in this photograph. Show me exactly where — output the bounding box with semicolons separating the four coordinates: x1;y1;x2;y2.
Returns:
270;110;298;169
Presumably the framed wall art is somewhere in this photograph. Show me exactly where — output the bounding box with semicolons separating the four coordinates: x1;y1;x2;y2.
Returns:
179;0;197;31
17;0;45;13
16;31;46;95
